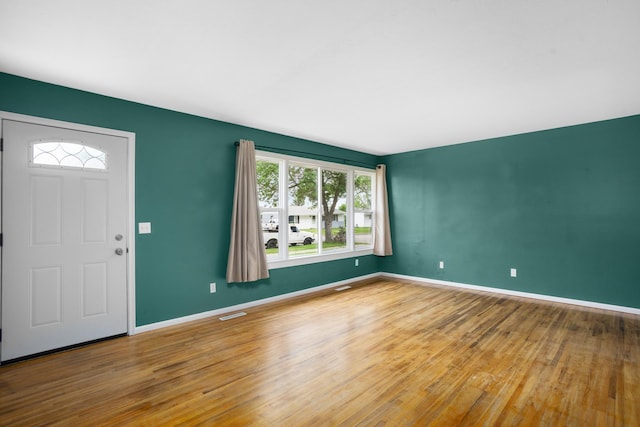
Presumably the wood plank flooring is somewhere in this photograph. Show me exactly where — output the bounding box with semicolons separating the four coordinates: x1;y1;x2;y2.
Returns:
1;278;639;426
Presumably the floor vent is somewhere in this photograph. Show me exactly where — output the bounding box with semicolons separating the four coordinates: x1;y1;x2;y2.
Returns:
335;285;352;292
219;312;247;321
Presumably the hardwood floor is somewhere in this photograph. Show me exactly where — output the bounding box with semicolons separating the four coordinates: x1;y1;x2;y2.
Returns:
1;278;639;426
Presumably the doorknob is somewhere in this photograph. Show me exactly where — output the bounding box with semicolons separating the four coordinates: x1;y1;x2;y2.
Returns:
115;234;123;241
115;248;124;256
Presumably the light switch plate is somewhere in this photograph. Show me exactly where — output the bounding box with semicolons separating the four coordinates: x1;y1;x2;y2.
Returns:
138;222;152;234
510;268;517;277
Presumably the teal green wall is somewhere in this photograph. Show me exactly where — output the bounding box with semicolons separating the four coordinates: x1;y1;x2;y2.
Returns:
3;72;638;318
0;73;380;325
382;115;640;308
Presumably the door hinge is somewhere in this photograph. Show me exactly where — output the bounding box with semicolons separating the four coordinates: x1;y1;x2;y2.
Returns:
0;137;3;151
0;233;3;247
0;329;2;342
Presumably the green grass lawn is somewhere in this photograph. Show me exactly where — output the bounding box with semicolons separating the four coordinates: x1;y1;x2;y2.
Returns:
300;227;371;235
354;227;371;235
265;241;347;255
266;227;372;255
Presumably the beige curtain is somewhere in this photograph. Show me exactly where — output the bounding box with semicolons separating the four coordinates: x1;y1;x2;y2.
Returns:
226;140;269;283
373;164;393;256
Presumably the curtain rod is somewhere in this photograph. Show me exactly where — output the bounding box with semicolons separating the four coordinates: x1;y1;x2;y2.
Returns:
235;141;378;169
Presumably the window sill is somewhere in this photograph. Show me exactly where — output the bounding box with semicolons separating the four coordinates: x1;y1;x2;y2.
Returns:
267;248;374;270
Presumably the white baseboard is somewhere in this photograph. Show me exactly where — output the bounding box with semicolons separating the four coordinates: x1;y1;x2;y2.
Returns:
135;271;639;334
133;272;382;334
382;272;640;316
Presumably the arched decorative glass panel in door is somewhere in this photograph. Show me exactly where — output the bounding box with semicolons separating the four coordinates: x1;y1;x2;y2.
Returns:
31;141;107;170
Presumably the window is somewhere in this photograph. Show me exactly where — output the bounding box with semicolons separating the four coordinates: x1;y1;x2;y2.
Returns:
256;151;375;267
288;215;300;224
31;141;107;170
354;172;373;246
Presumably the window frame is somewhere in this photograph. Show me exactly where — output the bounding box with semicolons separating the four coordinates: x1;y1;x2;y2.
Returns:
256;150;375;269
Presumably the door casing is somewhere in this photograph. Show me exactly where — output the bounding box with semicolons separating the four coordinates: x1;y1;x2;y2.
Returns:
0;111;136;360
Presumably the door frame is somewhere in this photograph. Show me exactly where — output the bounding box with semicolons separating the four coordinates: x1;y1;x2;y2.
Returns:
0;111;137;345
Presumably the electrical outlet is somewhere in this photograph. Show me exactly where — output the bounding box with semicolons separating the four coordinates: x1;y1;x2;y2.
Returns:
439;261;444;269
355;259;359;267
210;283;216;293
510;268;517;278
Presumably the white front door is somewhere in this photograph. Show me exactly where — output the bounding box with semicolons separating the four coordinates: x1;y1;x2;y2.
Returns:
1;119;129;361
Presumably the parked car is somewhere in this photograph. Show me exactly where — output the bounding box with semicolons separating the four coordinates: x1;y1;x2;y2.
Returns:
263;225;315;249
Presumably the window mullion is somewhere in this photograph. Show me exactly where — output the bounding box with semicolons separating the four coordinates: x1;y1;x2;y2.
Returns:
317;167;323;255
279;158;288;259
346;170;354;251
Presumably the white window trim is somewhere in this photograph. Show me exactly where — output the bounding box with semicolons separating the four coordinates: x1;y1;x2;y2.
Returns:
256;150;375;269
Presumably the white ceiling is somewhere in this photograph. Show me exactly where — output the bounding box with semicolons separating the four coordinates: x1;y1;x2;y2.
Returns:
1;0;639;155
